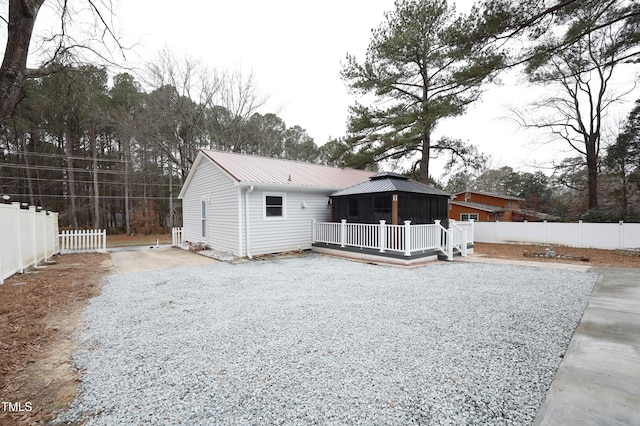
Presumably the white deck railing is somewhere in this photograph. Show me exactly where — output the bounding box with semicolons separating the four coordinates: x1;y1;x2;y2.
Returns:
59;229;106;253
312;219;474;260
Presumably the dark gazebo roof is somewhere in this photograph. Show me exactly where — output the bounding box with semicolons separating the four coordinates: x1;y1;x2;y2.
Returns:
330;172;451;197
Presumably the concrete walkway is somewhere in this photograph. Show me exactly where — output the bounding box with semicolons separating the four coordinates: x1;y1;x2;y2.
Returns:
460;255;640;424
108;245;220;273
534;266;640;426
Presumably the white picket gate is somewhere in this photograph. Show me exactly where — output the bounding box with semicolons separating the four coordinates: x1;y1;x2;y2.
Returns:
58;229;107;253
172;227;184;246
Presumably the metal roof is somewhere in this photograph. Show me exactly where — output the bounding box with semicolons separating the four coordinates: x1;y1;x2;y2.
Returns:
331;174;451;197
450;200;504;213
199;150;376;189
455;191;524;202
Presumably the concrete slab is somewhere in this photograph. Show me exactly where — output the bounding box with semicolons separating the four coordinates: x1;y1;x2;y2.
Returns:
534;267;640;425
455;253;592;272
109;246;220;274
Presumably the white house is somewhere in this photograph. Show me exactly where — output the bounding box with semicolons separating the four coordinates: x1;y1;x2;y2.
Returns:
178;150;375;257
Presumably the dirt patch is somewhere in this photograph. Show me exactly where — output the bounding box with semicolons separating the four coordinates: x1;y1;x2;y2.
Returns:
106;233;172;248
0;253;112;425
474;242;640;268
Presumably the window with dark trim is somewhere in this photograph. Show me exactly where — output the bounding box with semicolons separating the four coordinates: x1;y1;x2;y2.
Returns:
265;195;284;218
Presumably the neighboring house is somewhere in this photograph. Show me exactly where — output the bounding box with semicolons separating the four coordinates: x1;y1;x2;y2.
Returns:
449;191;558;222
177;150;375;257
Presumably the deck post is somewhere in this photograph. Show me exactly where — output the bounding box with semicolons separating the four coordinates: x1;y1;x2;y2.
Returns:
379;220;386;252
404;221;412;256
340;219;346;248
311;219;316;244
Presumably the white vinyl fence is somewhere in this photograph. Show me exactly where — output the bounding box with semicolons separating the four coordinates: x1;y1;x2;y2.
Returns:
475;220;640;250
0;203;60;284
59;229;107;253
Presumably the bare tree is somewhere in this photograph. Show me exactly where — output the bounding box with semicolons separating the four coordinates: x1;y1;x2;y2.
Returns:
516;3;637;210
212;68;269;152
142;49;222;179
0;0;123;122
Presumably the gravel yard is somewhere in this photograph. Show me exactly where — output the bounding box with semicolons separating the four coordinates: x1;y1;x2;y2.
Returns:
55;254;597;425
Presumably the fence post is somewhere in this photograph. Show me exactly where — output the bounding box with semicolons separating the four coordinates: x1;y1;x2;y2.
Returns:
28;206;37;268
404;221;411;256
379;220;386;253
579;220;583;248
619;221;624;250
102;229;107;252
11;203;23;272
340;219;346;248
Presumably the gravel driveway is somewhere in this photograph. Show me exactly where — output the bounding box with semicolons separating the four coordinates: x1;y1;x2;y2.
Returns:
55;254;596;425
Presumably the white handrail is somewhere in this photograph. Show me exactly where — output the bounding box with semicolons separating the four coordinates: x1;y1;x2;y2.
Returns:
312;219;464;259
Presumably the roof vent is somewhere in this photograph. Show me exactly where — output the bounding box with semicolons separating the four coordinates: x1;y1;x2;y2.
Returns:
370;172;409;181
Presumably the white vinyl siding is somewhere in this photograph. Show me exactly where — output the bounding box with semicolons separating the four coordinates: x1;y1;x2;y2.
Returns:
181;159;239;254
245;190;330;255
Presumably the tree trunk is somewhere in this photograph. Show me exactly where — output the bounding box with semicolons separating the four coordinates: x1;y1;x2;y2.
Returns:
586;134;598;210
21;134;35;205
91;127;100;229
419;79;430;184
124;135;131;235
0;0;44;121
65;133;79;229
419;132;430;184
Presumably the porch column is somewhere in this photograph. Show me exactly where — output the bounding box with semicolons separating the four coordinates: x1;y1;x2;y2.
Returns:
392;194;398;225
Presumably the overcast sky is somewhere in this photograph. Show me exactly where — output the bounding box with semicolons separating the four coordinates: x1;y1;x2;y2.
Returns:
7;0;640;180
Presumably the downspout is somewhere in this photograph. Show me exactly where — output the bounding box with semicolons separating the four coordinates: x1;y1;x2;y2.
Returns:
245;185;254;258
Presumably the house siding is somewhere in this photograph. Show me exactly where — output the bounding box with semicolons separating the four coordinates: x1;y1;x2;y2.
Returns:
449;204;492;222
244;189;331;256
181;159;240;254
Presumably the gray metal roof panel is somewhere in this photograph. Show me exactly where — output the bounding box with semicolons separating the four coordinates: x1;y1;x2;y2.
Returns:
331;177;451;197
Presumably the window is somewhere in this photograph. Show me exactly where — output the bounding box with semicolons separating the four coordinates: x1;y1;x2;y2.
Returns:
374;195;392;214
264;193;286;219
461;213;478;222
201;199;207;238
348;198;359;218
